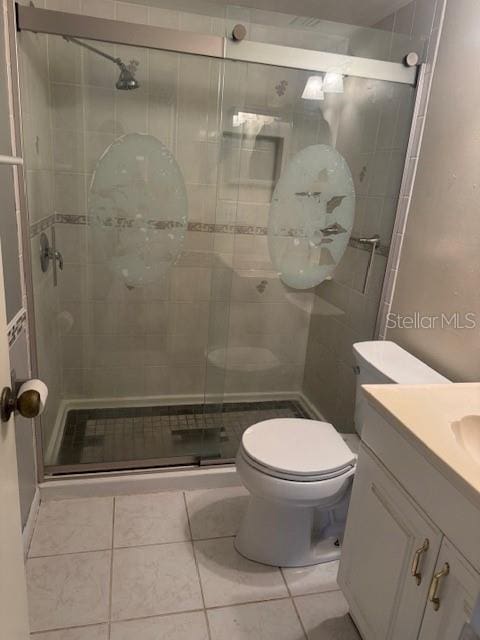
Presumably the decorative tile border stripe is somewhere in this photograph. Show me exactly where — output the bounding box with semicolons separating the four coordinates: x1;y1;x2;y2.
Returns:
8;309;27;348
29;212;389;256
55;213;89;226
29;213;55;238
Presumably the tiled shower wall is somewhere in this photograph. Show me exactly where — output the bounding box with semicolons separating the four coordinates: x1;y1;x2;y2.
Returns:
20;22;62;453
302;0;443;431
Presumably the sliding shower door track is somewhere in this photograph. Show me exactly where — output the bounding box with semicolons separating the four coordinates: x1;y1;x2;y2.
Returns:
16;4;417;85
45;456;235;476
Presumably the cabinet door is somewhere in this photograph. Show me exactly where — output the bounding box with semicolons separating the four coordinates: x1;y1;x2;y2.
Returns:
418;537;480;640
338;443;442;640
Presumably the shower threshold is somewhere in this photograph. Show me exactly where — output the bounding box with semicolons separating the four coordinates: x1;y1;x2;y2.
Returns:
46;399;309;475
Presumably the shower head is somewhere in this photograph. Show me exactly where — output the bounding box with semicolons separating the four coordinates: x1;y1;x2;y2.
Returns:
63;36;140;90
116;63;140;90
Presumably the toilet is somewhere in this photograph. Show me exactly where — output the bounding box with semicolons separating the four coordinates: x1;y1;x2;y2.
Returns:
235;340;450;567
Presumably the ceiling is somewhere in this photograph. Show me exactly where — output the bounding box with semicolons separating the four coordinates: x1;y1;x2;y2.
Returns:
205;0;413;27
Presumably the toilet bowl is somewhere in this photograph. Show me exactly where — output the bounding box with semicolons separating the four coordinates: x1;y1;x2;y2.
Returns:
236;341;451;568
235;418;356;567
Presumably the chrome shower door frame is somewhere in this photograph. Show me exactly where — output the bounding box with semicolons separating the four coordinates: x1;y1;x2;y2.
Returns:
16;4;418;85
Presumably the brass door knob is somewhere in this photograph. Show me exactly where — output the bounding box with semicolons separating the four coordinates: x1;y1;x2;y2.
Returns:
1;380;47;422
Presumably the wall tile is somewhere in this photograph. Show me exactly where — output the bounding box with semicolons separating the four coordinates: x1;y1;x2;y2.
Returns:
81;0;115;18
168;364;206;395
49;35;82;85
52;83;83;130
85;86;115;133
54;173;86;215
177;140;219;185
115;1;148;23
144;365;170;395
147;6;180;28
171;267;212;301
53;128;84;173
84;43;116;88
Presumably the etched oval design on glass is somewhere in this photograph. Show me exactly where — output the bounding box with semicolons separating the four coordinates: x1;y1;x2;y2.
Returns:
88;133;188;287
268;144;355;289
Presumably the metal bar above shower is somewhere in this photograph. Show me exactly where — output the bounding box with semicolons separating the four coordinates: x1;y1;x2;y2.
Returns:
15;4;418;85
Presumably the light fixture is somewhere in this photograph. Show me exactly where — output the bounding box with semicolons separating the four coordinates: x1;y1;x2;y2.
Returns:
323;72;344;93
301;76;324;100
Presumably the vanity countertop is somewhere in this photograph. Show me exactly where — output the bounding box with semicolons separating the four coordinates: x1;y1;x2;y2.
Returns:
362;382;480;500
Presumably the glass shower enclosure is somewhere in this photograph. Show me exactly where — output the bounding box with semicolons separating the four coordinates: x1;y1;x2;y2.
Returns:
17;3;418;475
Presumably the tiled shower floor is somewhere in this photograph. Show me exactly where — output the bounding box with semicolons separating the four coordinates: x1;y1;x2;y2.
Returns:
56;400;309;467
26;487;361;639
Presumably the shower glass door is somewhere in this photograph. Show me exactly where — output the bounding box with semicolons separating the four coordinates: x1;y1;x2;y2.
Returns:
22;32;227;472
19;14;416;475
206;57;416;452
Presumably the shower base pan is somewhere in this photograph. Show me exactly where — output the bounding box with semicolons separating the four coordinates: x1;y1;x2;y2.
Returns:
47;399;309;474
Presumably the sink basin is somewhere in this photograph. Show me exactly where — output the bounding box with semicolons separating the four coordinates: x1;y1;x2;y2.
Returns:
451;415;480;465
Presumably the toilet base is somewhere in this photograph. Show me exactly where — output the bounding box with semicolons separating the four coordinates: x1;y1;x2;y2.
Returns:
235;496;344;567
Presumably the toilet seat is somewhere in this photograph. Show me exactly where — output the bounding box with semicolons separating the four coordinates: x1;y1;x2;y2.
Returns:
240;418;356;483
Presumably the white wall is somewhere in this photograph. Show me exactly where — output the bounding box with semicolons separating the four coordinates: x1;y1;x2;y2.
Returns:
388;0;480;380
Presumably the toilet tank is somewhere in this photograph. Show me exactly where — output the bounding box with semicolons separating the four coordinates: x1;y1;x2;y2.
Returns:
352;341;450;435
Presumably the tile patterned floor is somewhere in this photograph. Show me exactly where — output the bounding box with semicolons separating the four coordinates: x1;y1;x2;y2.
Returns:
56;401;308;467
27;487;361;639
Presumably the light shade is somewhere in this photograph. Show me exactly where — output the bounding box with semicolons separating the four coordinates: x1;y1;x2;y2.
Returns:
302;76;324;100
323;72;344;93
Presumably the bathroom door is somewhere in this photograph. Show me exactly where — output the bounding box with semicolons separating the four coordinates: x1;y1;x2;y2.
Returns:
0;245;30;638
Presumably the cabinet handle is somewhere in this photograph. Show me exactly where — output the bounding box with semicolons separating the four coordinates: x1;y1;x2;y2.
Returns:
411;538;429;585
428;563;449;611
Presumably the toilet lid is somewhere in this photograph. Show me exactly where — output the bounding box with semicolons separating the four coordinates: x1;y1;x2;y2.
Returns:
241;418;355;478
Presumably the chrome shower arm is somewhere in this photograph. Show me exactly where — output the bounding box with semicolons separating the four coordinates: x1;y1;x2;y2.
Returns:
63;35;124;69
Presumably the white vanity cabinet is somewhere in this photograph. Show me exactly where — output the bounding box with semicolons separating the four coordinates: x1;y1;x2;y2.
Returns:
339;401;480;640
417;537;479;640
338;445;443;640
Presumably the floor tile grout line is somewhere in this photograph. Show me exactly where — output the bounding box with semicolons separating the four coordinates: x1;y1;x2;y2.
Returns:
205;594;294;612
31;596;307;636
30;621;110;636
32;586;345;635
280;568;309;640
108;595;297;626
25;497;41;560
34;608;209;634
26;534;241;560
290;597;310;640
28;547;114;559
107;496;116;639
183;491;213;640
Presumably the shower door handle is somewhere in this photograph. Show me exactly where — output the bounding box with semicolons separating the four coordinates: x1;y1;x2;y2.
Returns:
53;250;64;271
352;234;380;295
